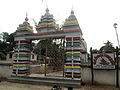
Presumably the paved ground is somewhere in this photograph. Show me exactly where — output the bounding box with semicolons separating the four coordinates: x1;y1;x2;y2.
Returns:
0;81;119;90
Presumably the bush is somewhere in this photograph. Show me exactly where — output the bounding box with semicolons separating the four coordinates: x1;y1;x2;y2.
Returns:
0;52;6;60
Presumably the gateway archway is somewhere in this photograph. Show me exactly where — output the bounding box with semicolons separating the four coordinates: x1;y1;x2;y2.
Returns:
13;8;87;79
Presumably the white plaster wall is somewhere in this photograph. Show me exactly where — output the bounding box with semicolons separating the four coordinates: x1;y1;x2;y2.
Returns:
0;65;12;78
81;66;120;86
94;70;116;85
81;67;91;83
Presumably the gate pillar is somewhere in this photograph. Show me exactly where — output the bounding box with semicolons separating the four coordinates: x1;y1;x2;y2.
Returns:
13;16;33;76
65;36;81;79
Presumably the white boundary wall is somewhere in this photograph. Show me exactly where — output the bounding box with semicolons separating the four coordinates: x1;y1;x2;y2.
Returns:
81;65;120;86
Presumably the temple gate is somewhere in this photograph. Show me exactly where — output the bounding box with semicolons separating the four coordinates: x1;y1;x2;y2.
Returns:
13;8;87;79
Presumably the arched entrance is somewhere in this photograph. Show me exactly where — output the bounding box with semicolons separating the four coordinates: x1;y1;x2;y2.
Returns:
12;8;87;80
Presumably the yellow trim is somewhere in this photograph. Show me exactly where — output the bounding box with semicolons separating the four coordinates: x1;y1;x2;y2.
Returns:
66;52;72;54
73;66;81;68
68;18;76;20
13;64;29;67
36;24;55;27
64;21;77;24
65;66;81;68
66;52;81;54
14;52;29;55
17;27;33;31
73;53;81;54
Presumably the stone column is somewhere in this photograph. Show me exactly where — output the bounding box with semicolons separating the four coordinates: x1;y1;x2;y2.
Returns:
13;39;31;76
64;37;81;79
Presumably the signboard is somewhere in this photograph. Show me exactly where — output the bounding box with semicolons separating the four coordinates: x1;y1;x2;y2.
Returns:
93;53;115;69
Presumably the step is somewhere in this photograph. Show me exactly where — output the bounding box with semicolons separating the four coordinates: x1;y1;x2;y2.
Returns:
8;76;81;88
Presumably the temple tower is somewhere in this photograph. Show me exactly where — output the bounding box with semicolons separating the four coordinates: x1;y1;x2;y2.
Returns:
63;10;87;79
36;8;58;33
13;15;33;76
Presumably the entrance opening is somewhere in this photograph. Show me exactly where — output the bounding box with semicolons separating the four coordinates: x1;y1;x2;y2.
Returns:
30;38;65;77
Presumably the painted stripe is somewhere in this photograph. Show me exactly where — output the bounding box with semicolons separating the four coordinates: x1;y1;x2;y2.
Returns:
36;26;55;30
16;29;29;32
13;67;29;69
66;54;73;56
65;64;80;66
15;49;30;51
16;40;31;44
63;24;79;27
15;29;80;37
13;64;30;67
73;64;80;66
65;49;81;52
13;62;29;64
73;41;80;43
65;61;72;63
15;52;30;54
12;71;29;74
73;75;81;78
65;37;72;41
73;73;81;75
17;27;33;31
16;43;30;46
65;52;72;54
65;66;81;68
15;50;30;52
13;67;29;70
13;69;29;71
66;52;81;54
65;75;72;77
15;54;30;57
66;18;77;20
64;21;78;24
14;60;29;62
73;54;81;57
36;24;55;27
65;72;72;74
65;64;72;66
73;61;81;63
73;37;80;40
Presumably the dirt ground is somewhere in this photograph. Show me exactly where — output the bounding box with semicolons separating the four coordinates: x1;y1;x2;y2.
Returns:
0;81;119;90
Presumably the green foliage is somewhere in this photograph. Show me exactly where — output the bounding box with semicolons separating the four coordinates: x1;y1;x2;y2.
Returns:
34;39;64;67
92;41;115;54
0;32;9;42
92;49;99;53
99;40;115;52
0;32;15;60
0;52;6;60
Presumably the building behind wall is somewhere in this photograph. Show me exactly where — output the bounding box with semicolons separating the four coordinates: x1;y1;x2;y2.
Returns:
6;51;38;63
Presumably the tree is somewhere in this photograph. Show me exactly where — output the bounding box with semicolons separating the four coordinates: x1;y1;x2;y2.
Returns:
6;32;15;51
34;39;64;69
0;32;9;42
99;40;115;52
0;40;9;60
92;49;99;53
0;32;15;60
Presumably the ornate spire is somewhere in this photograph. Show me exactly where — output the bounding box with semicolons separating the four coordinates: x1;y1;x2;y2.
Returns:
25;12;28;21
71;9;74;15
46;8;49;13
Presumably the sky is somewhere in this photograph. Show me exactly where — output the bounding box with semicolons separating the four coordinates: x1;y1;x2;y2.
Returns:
0;0;120;51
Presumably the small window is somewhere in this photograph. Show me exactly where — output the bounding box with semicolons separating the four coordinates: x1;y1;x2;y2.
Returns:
9;53;12;58
32;55;34;59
